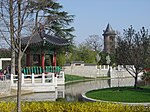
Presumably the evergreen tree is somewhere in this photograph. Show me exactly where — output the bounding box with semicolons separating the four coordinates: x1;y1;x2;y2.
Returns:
29;0;75;39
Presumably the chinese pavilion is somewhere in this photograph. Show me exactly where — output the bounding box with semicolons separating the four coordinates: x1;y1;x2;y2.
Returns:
21;30;70;74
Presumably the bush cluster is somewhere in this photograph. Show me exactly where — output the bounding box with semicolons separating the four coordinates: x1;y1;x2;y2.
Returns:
0;102;149;112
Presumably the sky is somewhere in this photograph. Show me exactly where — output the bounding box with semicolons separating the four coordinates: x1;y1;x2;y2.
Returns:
58;0;150;44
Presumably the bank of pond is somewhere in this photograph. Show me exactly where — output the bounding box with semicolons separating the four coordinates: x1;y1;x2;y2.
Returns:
85;86;150;103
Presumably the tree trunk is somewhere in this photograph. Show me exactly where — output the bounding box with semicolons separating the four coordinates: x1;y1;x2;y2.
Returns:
9;0;15;75
35;10;39;31
17;53;22;112
134;75;138;89
11;48;15;75
17;0;21;111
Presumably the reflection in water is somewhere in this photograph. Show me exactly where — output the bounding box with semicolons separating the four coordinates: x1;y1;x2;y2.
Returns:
65;77;134;101
107;79;111;88
20;92;56;101
20;85;65;101
0;78;134;102
0;85;65;102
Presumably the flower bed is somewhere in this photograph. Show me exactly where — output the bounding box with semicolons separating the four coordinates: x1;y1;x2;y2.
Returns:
0;102;149;112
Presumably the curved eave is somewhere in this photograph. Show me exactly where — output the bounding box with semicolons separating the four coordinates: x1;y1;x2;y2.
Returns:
21;41;43;48
22;41;70;48
45;39;70;46
44;34;70;46
21;32;71;47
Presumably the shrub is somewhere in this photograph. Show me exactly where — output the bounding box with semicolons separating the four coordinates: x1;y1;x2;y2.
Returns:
0;102;149;112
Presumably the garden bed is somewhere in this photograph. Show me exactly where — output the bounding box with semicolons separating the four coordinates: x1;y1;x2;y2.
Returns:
0;102;149;112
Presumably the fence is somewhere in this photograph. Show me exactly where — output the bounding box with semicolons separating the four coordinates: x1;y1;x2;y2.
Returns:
22;66;61;75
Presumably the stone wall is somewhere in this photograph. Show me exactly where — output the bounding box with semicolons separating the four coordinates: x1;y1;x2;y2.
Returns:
63;64;100;77
63;62;110;78
111;70;134;78
63;62;137;78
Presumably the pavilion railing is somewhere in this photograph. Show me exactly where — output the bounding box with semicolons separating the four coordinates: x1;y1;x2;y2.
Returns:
11;72;55;84
22;66;61;75
10;71;65;85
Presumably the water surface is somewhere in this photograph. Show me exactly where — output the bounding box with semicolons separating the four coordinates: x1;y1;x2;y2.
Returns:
0;78;134;101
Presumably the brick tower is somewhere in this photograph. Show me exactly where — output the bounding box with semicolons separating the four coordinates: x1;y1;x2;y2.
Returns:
103;23;116;53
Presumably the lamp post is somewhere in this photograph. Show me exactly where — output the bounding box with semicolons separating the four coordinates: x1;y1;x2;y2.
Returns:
96;53;101;77
96;53;101;89
106;55;111;77
117;66;121;89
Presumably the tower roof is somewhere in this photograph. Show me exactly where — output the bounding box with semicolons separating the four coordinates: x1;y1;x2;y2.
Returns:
103;23;116;35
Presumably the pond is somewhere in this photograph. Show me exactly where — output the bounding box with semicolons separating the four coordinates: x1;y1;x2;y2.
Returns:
0;77;134;102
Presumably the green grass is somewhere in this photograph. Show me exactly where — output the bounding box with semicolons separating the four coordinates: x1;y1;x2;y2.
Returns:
65;74;92;82
86;86;150;103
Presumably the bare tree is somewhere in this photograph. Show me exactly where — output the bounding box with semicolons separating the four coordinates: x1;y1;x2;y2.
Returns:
0;0;35;111
116;26;150;88
84;35;103;52
0;0;34;75
0;0;74;111
0;0;54;112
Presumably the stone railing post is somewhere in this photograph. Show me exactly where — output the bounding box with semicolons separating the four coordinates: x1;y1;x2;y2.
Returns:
11;74;14;85
54;73;57;87
109;66;112;77
22;73;24;84
55;87;58;99
42;73;45;84
60;71;64;80
52;73;54;83
32;73;34;84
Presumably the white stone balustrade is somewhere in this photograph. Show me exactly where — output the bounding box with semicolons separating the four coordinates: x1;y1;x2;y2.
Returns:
57;71;65;85
10;71;65;92
11;73;56;85
10;71;65;85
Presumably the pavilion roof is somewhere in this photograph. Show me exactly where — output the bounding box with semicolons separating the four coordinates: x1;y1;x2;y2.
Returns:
21;32;70;47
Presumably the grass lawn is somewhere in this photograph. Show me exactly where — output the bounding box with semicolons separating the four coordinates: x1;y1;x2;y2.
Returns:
85;86;150;103
65;74;92;82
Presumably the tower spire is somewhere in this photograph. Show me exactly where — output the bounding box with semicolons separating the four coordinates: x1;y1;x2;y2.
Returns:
103;23;116;35
103;23;116;53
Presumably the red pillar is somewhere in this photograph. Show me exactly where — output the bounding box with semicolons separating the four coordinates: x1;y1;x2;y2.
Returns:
41;53;45;69
53;51;56;66
26;50;30;66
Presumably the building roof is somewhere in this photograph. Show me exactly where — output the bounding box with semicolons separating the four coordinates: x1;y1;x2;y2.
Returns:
21;32;70;47
103;23;116;35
